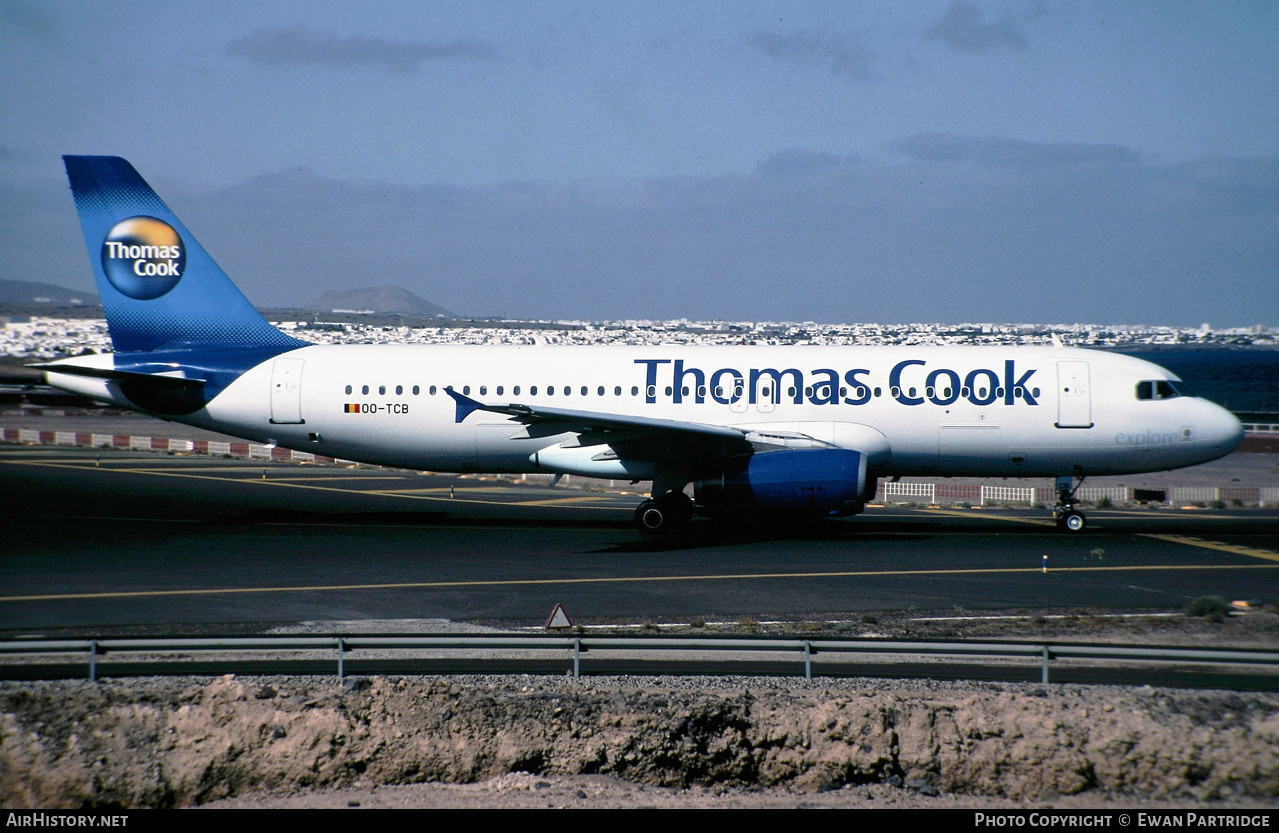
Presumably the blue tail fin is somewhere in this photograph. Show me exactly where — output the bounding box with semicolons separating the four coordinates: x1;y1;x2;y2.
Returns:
63;156;305;353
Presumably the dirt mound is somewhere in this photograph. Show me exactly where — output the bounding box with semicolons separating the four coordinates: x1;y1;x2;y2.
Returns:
2;675;1277;808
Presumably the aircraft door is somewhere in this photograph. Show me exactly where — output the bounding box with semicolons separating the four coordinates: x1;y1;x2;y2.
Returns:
1055;361;1092;428
269;357;305;424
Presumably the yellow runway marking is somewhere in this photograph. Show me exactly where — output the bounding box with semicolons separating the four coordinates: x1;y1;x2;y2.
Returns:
1;458;626;512
920;508;1056;526
513;496;620;506
366;486;518;495
5;563;1275;603
247;475;409;481
1141;534;1279;563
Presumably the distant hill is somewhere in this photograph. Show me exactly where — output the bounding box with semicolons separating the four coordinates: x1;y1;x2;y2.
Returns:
0;279;100;307
303;286;454;317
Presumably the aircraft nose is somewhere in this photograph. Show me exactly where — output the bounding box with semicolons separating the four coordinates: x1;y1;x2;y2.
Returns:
1201;401;1244;455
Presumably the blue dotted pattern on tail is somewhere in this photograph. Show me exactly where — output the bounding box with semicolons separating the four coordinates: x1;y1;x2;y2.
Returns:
64;156;307;353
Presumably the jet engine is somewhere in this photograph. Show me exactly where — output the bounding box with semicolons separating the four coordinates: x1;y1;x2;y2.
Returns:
694;448;870;516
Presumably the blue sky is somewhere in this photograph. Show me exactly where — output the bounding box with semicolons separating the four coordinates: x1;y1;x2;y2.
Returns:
2;1;1276;326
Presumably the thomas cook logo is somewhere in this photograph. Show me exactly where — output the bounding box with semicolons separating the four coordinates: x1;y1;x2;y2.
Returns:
101;216;185;300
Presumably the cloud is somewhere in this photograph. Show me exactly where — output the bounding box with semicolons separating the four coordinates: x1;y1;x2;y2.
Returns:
890;134;1140;167
225;26;500;73
926;2;1029;54
743;29;873;80
6;149;1276;326
756;149;858;177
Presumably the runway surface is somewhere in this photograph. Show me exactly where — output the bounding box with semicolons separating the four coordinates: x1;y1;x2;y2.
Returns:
3;444;1279;632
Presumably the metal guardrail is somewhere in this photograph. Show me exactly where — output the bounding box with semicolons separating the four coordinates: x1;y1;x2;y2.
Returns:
2;634;1276;686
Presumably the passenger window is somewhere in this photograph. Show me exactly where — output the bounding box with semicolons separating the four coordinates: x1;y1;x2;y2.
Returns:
582;386;588;396
632;386;639;396
429;385;436;395
497;386;504;395
547;386;554;396
412;385;420;395
480;386;487;395
564;386;570;395
614;386;621;396
531;386;538;395
396;385;403;395
345;385;352;395
463;385;470;395
597;386;604;396
514;386;521;395
362;385;369;395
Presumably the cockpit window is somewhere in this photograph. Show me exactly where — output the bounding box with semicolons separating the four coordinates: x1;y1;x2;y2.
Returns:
1136;380;1188;400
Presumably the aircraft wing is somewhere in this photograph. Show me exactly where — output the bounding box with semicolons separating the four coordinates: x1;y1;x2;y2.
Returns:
445;387;761;459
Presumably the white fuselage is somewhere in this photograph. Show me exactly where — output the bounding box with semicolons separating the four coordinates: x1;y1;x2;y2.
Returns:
52;342;1238;480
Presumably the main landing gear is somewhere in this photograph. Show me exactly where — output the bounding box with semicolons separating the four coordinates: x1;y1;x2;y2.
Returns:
634;491;694;535
1052;474;1087;532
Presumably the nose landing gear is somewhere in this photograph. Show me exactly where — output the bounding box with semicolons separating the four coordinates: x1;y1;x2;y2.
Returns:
1052;474;1087;532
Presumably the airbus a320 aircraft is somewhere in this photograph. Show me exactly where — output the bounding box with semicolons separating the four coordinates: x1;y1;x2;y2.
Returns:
41;156;1244;534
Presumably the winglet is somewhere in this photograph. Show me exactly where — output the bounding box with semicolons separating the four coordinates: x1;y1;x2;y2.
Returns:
444;387;485;423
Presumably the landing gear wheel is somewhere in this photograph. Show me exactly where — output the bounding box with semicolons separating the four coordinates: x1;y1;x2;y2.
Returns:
633;493;693;535
1057;510;1087;532
1051;474;1088;533
635;500;669;535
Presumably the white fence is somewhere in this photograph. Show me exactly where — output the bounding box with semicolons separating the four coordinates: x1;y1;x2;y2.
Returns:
880;482;936;504
979;486;1037;505
1077;487;1132;503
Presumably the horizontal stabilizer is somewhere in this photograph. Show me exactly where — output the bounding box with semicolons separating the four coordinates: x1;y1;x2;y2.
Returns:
31;363;207;389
